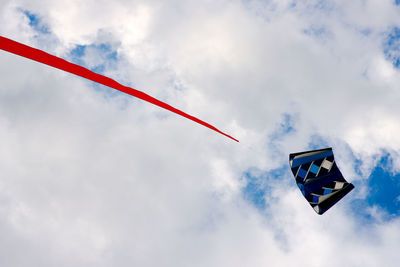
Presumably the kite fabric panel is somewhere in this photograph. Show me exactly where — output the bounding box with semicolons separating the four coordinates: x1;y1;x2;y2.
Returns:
289;148;354;215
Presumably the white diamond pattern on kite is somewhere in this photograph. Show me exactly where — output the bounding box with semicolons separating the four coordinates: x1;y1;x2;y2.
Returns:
321;159;333;170
334;182;345;189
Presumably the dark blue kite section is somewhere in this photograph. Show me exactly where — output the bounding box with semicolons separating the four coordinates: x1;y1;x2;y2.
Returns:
289;148;354;215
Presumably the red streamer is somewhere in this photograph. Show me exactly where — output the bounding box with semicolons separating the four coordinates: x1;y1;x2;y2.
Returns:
0;36;238;142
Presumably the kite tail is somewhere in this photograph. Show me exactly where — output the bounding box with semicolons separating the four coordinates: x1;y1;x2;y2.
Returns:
0;36;238;142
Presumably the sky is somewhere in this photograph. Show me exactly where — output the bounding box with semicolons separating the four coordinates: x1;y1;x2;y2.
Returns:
1;0;400;266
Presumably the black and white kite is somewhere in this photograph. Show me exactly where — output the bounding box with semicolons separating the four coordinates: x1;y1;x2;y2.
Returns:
289;148;354;215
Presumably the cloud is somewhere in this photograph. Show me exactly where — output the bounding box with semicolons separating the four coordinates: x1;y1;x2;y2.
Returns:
1;0;400;266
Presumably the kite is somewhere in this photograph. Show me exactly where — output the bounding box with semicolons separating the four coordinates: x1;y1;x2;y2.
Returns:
0;36;238;142
289;148;354;215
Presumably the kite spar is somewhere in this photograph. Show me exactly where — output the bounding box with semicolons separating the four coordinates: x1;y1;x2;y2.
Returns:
0;36;238;142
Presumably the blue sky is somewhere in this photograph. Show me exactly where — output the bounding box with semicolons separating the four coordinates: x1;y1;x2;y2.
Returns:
69;43;118;72
384;27;400;68
243;165;290;211
23;10;50;34
351;154;400;220
23;8;124;100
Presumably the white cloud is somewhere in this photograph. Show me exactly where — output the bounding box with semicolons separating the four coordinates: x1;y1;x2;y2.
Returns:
1;0;400;266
